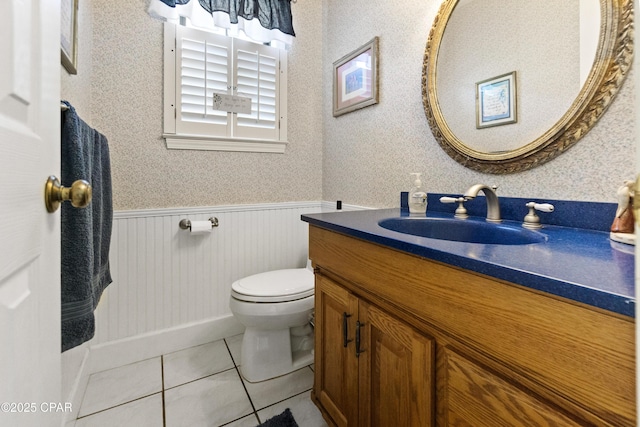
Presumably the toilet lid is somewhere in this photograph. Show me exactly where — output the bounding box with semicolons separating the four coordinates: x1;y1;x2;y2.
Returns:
231;268;314;303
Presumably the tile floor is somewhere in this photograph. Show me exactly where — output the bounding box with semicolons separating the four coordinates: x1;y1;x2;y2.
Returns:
69;334;328;427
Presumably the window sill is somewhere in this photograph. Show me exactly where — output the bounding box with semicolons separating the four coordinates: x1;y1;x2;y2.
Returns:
163;134;288;153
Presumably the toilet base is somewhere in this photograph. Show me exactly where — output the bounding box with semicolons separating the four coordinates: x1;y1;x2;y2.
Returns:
239;326;314;383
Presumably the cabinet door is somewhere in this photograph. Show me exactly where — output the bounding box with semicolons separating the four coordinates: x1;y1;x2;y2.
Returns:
441;349;584;426
314;274;360;427
358;301;435;427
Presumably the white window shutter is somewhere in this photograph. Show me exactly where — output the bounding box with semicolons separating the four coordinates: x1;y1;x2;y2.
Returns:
233;39;280;140
165;24;288;152
176;26;231;137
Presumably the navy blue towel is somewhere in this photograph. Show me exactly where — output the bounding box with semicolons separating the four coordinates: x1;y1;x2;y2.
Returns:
60;101;113;352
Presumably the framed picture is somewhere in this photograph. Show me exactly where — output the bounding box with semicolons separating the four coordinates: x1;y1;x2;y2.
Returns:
476;71;517;129
333;37;379;117
61;0;78;75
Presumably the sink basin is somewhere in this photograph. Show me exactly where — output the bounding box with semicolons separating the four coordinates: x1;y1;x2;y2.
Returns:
378;217;546;245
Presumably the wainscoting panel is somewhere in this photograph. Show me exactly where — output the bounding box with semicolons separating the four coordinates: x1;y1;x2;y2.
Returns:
93;202;322;346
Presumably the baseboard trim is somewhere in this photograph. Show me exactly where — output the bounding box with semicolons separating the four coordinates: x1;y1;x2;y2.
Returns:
62;345;91;426
87;315;244;374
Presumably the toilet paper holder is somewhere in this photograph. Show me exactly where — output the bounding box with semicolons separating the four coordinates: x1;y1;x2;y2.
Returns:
179;217;219;230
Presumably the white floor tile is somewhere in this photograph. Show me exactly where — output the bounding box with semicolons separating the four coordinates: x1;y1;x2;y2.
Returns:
165;369;253;427
79;357;162;417
164;339;235;389
243;367;314;411
75;394;163;427
257;391;327;427
221;413;261;427
73;335;321;426
224;334;243;366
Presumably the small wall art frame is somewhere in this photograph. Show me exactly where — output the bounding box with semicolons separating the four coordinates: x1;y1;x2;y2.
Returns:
61;0;78;75
333;37;379;117
476;71;517;129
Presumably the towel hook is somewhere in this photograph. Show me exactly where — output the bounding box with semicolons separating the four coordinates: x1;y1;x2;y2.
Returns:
44;175;92;213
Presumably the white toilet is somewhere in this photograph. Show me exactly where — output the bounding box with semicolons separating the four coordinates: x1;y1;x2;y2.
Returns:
229;262;315;383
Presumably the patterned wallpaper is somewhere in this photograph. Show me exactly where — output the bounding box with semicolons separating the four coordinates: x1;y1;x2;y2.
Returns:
84;0;323;210
64;1;634;210
322;0;635;206
60;0;93;124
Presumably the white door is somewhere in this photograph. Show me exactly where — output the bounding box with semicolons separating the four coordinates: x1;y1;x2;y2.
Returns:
0;1;62;426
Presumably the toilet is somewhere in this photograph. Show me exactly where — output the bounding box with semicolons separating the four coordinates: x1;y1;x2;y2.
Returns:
229;262;315;383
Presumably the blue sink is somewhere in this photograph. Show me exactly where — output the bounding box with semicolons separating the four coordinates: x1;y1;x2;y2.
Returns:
378;217;546;245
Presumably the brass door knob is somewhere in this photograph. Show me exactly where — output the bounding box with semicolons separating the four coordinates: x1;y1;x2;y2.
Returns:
44;175;92;213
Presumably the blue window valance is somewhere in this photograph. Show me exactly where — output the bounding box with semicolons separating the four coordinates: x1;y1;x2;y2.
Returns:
148;0;295;46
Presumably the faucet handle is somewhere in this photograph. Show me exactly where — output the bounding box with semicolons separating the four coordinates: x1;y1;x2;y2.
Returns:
523;202;555;229
439;196;461;203
531;202;554;213
439;196;469;219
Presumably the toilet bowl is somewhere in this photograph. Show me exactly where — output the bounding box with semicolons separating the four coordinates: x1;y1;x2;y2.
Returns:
229;264;315;383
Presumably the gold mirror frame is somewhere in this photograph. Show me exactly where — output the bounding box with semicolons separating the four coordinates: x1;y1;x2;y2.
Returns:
422;0;634;174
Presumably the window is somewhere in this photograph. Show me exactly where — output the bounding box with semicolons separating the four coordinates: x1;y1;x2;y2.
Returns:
163;23;288;153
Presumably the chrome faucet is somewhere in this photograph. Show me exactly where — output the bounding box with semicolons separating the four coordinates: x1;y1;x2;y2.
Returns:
463;184;501;223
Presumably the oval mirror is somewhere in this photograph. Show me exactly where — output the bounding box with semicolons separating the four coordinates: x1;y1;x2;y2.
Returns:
422;0;633;174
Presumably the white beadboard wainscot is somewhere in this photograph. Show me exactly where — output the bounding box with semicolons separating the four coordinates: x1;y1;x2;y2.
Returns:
93;202;322;348
61;200;367;420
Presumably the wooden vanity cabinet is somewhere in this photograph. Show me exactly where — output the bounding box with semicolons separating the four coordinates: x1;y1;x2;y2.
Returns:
440;349;586;426
314;273;359;426
314;273;434;427
309;226;636;427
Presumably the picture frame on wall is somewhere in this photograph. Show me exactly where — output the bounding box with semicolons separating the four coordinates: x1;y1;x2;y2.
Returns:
333;37;379;117
476;71;517;129
61;0;78;75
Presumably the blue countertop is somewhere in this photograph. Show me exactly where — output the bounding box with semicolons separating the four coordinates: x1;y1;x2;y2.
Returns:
302;208;635;318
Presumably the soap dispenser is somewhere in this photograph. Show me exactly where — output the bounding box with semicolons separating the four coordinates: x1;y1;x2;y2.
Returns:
409;173;427;215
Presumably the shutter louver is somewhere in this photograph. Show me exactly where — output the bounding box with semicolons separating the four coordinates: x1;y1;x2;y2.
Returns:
176;26;231;135
234;40;279;140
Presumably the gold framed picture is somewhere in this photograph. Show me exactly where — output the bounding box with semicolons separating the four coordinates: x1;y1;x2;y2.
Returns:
476;71;517;129
333;37;379;117
61;0;78;75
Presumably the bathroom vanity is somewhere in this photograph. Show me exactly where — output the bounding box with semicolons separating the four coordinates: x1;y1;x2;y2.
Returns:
302;208;635;426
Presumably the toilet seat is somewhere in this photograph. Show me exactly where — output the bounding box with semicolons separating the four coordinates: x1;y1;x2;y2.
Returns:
231;268;314;303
